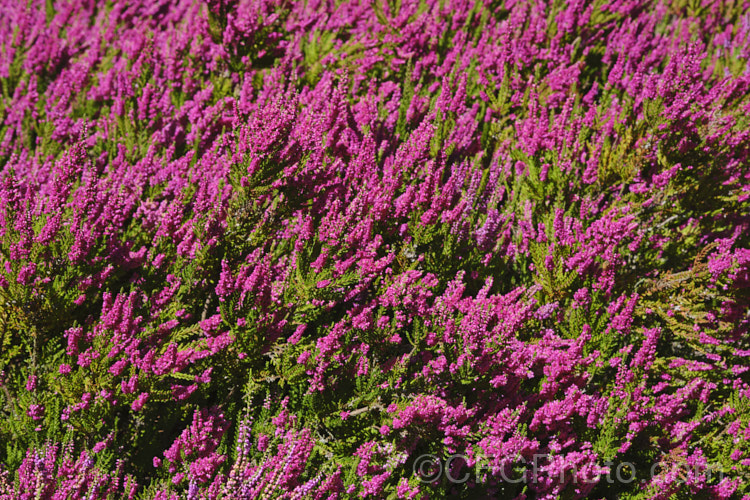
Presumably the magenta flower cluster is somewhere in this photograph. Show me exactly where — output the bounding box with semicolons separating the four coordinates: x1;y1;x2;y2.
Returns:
0;0;749;498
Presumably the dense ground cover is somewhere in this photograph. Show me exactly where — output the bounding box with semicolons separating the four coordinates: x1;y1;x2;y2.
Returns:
0;0;749;498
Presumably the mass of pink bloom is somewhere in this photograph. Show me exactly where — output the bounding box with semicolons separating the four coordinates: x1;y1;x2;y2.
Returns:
0;0;749;498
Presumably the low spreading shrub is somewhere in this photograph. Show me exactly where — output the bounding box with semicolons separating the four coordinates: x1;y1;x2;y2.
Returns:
0;0;749;498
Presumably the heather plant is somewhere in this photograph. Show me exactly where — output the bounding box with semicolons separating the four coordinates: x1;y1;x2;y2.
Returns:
0;0;749;498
